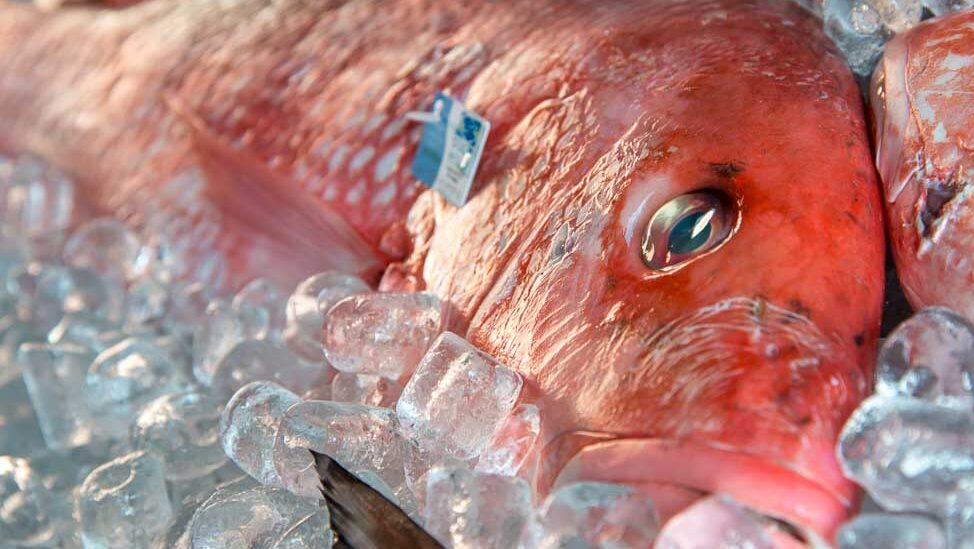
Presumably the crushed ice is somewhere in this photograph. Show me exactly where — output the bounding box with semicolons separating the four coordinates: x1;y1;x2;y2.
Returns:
801;0;973;79
0;153;667;548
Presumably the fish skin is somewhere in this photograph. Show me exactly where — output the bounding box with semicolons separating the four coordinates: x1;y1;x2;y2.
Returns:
390;0;884;538
871;10;974;323
0;0;884;540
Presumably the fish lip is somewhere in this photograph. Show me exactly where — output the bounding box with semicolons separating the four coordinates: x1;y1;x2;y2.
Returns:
548;437;854;543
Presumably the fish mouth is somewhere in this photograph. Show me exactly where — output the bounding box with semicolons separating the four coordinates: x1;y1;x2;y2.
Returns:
550;437;851;544
525;296;865;542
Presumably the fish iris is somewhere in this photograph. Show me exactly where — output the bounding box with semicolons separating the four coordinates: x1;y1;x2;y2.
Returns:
668;210;713;255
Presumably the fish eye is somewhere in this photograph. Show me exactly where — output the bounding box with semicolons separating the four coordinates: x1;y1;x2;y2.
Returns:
640;190;736;270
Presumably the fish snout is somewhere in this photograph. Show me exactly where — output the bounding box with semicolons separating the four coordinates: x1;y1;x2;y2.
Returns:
539;297;865;543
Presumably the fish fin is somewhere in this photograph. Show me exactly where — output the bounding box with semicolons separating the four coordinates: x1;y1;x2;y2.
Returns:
166;97;386;288
312;451;444;549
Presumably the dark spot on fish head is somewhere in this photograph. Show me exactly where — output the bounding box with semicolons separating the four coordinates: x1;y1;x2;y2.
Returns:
854;333;865;347
774;383;814;428
787;298;811;320
709;162;745;179
605;275;618;291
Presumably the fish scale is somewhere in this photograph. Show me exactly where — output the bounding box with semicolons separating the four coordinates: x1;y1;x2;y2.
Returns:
0;0;885;541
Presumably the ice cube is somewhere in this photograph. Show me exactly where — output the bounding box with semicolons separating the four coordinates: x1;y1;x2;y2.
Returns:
284;271;370;360
837;395;974;513
232;277;286;341
876;307;974;409
0;242;25;288
166;282;212;337
870;0;922;32
36;266;126;325
424;467;533;549
836;513;945;549
331;372;402;408
0;321;45;386
0;456;59;547
823;0;888;78
2;156;74;257
397;332;523;460
922;0;974;14
63;267;126;319
210;339;327;402
28;445;113;491
47;311;120;352
301;383;333;402
86;337;190;437
823;0;921;77
63;217;149;282
131;390;227;481
168;473;219;514
19;342;97;449
7;262;70;332
475;404;541;477
272;399;408;499
323;292;444;378
153;334;195;382
188;484;332;548
157;481;212;549
945;486;974;549
0;377;46;457
402;437;472;512
2;155;73;231
78;450;173;548
528;481;659;549
126;275;170;328
192;300;245;386
655;495;772;549
139;229;185;285
219;381;301;487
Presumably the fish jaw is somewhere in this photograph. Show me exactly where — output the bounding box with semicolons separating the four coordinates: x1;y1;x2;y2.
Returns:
872;10;974;321
552;438;851;542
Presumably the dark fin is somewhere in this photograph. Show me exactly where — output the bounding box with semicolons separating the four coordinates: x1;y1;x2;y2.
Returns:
312;451;444;549
166;97;387;289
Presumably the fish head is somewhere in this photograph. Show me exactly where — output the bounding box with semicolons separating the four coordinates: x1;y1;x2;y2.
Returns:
464;1;885;540
871;10;974;322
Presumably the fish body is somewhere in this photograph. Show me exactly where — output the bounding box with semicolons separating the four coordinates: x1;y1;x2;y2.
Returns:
872;10;974;322
0;0;885;540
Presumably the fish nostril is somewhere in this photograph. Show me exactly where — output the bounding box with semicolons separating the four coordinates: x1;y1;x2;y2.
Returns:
640;189;737;271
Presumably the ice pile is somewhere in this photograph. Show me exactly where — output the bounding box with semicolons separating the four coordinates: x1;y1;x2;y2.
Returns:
0;152;672;548
836;307;974;547
796;0;974;78
0;154;333;548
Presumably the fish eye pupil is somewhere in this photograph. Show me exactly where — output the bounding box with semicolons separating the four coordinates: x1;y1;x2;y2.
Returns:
667;210;713;255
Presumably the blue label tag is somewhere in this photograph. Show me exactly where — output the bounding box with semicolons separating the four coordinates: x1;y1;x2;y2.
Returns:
409;93;490;207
